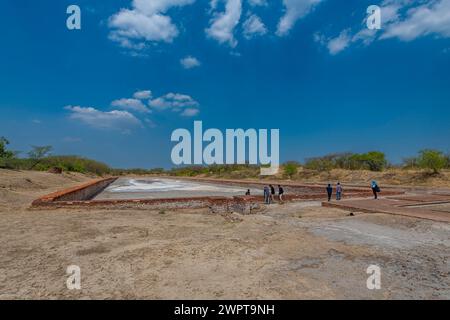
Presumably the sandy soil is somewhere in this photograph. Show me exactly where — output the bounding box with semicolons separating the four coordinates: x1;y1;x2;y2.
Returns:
0;169;449;299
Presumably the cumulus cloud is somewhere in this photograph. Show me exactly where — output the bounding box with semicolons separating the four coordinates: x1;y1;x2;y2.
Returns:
133;90;152;99
180;56;201;69
149;92;200;117
111;98;149;113
149;92;199;110
108;0;195;49
180;108;200;117
65;106;141;130
277;0;324;36
111;90;153;113
243;14;267;39
65;88;200;131
206;0;242;47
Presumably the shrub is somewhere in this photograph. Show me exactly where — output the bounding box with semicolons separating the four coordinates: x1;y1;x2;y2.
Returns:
305;151;387;172
417;149;446;174
445;154;450;169
304;157;333;172
283;161;299;178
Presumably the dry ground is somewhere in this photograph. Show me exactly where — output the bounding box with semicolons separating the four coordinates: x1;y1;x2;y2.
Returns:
0;169;449;299
292;168;450;188
199;168;450;189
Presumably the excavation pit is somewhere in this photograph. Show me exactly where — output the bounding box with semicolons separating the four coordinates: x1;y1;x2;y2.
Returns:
31;177;404;214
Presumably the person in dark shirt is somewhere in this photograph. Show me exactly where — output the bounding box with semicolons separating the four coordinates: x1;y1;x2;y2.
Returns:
269;185;275;203
263;186;270;204
326;184;333;201
245;189;251;196
278;185;284;202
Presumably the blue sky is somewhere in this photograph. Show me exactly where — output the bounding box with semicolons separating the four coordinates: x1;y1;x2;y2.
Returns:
1;0;450;168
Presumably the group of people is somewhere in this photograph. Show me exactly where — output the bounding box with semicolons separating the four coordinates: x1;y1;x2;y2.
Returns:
264;184;284;204
326;180;381;201
249;184;285;204
247;180;381;205
326;182;343;201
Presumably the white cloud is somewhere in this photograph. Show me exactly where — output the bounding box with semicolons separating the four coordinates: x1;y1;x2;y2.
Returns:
317;0;450;55
111;98;150;113
277;0;324;36
327;29;351;55
180;108;200;117
133;90;152;99
65;106;141;130
108;0;195;49
243;14;267;39
180;56;201;69
206;0;242;47
248;0;267;6
314;30;352;55
381;0;450;41
132;0;195;14
149;92;199;110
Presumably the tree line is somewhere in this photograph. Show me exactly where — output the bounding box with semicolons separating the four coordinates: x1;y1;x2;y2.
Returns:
1;137;449;176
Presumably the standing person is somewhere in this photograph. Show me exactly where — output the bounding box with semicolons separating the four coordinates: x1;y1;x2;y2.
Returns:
371;180;380;199
336;182;342;201
278;185;284;202
263;186;270;204
269;185;275;204
326;184;333;202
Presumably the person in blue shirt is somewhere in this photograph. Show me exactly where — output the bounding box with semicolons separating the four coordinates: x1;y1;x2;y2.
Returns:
336;182;343;200
371;180;380;199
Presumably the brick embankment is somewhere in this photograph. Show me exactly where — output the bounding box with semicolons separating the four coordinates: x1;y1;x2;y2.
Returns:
32;194;261;215
31;177;118;206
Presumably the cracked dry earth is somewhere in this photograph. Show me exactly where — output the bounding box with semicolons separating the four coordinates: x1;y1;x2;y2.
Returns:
0;170;449;299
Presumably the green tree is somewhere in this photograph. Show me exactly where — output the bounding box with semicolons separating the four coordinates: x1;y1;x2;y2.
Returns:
283;162;299;178
0;137;15;159
28;145;52;169
417;149;446;174
0;137;17;168
363;151;388;171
